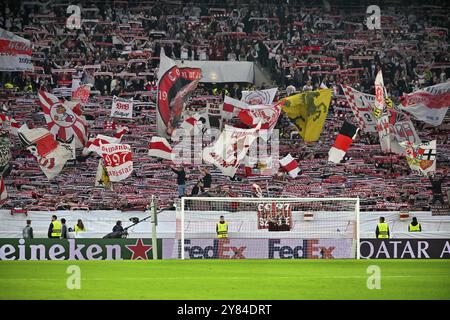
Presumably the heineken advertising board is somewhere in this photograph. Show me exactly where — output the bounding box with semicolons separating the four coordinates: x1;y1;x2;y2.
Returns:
0;238;162;260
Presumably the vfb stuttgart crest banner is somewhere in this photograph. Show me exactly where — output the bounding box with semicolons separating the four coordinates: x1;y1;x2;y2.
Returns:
38;90;88;148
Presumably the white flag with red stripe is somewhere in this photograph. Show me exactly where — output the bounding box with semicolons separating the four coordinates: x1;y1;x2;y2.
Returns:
0;114;20;135
85;127;129;156
38;90;88;148
328;121;359;164
18;125;72;180
0;176;6;203
0;28;32;72
148;136;173;160
279;154;300;178
398;82;450;126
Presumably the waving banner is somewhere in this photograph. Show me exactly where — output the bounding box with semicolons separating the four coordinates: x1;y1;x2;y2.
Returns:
99;143;133;182
18;126;72;180
398;82;450;126
401;140;437;176
241;88;277;105
157;49;202;139
203;123;261;177
38;90;88;148
111;96;133;119
328;121;359;164
341;85;377;133
281;89;332;142
0;28;32;72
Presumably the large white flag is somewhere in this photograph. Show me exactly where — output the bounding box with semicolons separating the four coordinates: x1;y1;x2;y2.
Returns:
398;82;450;126
0;28;32;72
241;88;277;105
18;126;72;180
341;85;377;133
203;123;261;177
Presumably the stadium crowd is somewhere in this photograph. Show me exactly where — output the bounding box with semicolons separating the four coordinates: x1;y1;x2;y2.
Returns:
0;0;449;212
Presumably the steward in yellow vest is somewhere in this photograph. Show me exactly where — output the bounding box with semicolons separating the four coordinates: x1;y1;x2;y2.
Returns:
74;219;86;232
48;215;62;238
216;216;228;239
376;217;389;239
408;217;422;232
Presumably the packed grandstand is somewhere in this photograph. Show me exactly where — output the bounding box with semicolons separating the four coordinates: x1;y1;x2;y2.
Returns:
0;0;449;214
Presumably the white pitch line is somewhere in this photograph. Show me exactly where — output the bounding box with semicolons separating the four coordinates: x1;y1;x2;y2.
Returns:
1;275;449;281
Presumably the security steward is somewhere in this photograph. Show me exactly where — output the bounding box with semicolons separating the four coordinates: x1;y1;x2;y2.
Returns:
48;215;62;239
408;217;422;232
375;216;389;239
216;215;228;239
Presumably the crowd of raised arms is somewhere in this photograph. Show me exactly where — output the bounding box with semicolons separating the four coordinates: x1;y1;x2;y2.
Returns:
0;0;449;211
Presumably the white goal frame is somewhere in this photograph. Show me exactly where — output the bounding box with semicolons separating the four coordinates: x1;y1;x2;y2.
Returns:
179;197;360;260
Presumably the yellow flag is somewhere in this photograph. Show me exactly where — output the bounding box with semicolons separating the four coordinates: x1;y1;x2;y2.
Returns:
281;89;332;142
95;159;112;190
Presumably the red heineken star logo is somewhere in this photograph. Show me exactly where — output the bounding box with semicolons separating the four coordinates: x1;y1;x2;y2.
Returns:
125;239;152;260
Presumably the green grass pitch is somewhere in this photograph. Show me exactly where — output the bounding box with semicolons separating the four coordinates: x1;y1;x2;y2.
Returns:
0;260;449;299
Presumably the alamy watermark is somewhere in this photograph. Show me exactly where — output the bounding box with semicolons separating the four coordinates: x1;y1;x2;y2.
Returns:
366;5;381;30
366;265;381;289
66;265;81;290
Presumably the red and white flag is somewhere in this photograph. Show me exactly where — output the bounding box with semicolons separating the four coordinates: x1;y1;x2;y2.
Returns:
180;114;201;135
38;90;88;148
203;123;261;177
111;96;133;119
0;28;32;72
0;176;6;203
341;85;377;133
0;114;20;135
99;143;133;182
241;88;277;105
279;154;300;178
148;136;173;160
85;127;128;156
71;84;91;104
221;96;247;119
223;96;281;131
399;81;450;126
18;125;72;180
328;121;359;164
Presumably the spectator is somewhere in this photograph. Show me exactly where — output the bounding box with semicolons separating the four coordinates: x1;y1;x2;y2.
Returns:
429;173;446;205
191;180;204;196
60;218;68;239
22;220;33;239
200;168;212;189
171;165;187;198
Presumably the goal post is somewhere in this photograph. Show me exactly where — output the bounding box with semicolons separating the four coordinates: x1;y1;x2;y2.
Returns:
175;197;360;260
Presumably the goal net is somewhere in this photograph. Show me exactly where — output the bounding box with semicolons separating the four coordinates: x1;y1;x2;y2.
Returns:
173;197;360;259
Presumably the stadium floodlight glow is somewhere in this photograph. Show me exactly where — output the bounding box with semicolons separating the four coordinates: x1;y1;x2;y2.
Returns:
176;197;360;260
